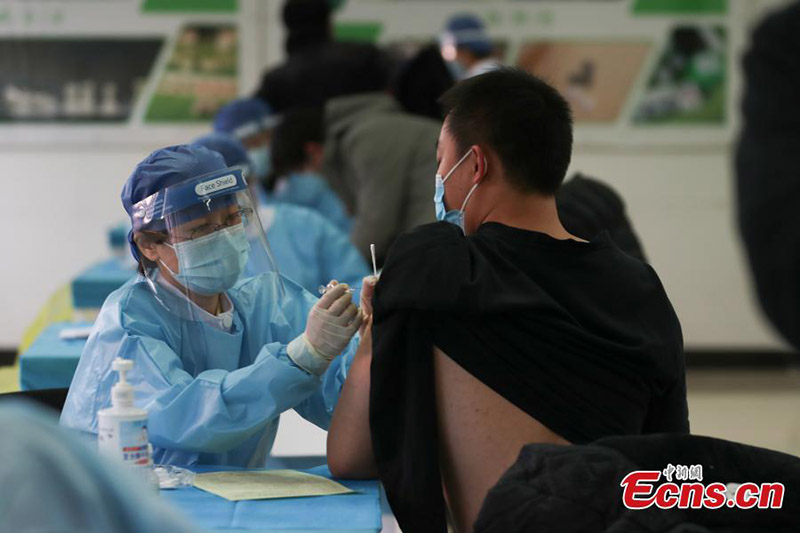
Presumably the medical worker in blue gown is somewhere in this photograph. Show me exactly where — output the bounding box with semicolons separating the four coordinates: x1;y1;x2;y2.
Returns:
213;98;351;232
60;144;364;468
193;132;369;294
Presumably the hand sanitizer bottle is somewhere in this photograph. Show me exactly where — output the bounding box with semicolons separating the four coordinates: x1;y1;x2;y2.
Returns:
97;358;154;482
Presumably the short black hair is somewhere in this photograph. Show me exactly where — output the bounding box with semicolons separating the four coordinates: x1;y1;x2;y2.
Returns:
270;106;325;187
439;68;573;195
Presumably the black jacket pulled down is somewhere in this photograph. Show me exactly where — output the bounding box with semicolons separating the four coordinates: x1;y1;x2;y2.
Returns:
476;433;800;532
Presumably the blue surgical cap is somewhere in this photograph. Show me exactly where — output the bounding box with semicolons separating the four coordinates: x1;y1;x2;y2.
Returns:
213;98;278;140
193;132;251;170
442;13;492;57
122;144;231;261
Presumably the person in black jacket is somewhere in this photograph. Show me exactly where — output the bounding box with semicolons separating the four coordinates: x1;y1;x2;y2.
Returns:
736;1;800;351
558;173;647;262
391;44;455;121
254;0;389;113
476;434;800;532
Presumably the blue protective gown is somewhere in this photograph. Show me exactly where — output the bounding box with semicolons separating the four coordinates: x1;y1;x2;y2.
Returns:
60;272;357;468
261;203;370;294
262;173;351;233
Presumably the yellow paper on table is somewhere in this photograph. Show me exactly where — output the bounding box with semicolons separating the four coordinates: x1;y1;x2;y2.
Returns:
193;470;355;501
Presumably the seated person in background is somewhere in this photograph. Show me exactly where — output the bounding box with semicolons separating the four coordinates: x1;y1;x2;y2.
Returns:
557;172;648;262
61;144;363;468
213;98;279;198
392;44;455;121
193;132;369;295
268;107;352;232
327;69;688;533
439;13;501;81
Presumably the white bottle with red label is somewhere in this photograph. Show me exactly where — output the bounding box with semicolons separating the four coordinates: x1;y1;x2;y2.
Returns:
97;358;152;470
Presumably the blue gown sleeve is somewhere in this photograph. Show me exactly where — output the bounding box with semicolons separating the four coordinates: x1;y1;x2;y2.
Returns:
130;334;321;453
135;276;332;453
248;273;361;431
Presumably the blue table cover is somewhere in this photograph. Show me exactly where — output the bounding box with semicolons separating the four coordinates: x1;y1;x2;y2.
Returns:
71;258;135;309
164;465;382;532
18;321;88;390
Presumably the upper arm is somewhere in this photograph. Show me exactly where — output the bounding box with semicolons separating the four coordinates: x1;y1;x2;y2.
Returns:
294;336;358;430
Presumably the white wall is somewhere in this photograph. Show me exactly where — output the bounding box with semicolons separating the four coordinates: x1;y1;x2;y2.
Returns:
0;145;184;347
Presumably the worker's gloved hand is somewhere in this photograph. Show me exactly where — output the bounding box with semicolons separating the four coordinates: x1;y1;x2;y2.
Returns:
307;281;363;357
288;281;363;376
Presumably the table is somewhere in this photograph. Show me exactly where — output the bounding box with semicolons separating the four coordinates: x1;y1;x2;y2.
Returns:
71;257;135;309
18;321;87;390
164;465;382;532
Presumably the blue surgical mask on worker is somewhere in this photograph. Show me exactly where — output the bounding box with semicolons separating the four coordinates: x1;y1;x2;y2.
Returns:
161;223;249;295
247;146;271;179
434;150;482;231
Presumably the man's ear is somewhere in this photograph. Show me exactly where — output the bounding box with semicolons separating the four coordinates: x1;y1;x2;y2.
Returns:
471;145;489;184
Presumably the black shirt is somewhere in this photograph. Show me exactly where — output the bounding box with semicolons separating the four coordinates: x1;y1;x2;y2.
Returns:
370;221;688;533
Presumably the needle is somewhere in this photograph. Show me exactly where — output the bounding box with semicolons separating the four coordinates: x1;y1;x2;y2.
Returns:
370;243;378;277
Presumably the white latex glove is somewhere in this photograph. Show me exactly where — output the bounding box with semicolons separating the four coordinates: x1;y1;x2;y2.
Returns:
307;281;363;354
287;282;363;376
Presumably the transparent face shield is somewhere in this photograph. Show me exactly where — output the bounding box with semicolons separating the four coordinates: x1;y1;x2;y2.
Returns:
131;167;284;323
